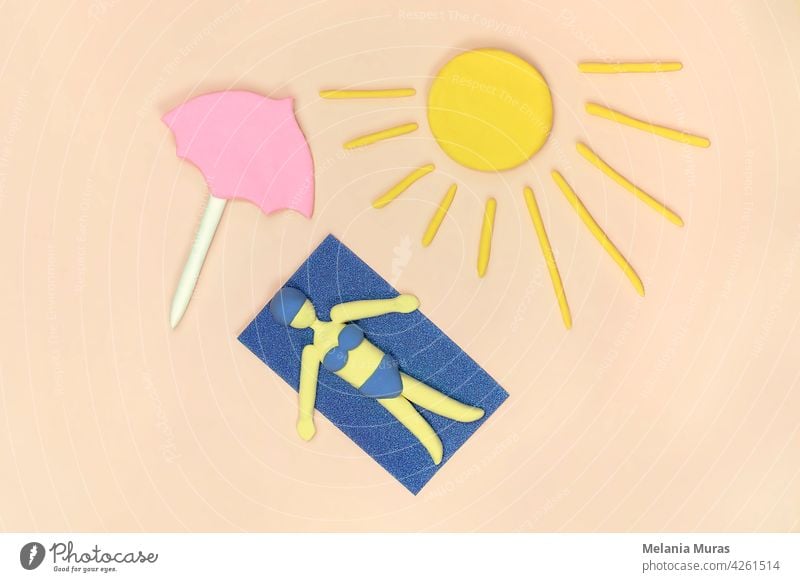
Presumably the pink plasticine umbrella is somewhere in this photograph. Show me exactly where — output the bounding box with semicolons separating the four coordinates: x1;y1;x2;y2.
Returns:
163;90;314;328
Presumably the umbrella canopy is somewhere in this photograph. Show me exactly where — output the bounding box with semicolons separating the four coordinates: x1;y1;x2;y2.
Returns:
163;90;314;217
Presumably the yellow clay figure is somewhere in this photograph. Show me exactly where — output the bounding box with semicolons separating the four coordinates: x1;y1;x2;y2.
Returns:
269;288;485;464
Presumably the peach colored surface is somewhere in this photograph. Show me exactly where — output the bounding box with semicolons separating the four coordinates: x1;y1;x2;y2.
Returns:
1;0;799;532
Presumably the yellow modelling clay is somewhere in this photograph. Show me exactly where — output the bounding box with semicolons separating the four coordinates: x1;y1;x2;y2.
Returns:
422;184;457;247
269;288;484;465
427;48;553;171
586;103;711;148
320;88;416;99
330;295;419;322
576;142;684;227
552;170;645;296
578;62;682;73
376;394;443;464
296;345;320;440
372;164;435;209
343;122;419;149
477;198;497;278
523;186;572;329
334;341;388;388
398;373;484;422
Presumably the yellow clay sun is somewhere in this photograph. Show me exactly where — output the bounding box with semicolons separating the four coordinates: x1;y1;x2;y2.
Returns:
427;48;553;172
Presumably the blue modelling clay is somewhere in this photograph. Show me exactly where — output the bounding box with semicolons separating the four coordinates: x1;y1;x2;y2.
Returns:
269;287;307;325
321;324;364;372
238;235;508;494
358;353;402;399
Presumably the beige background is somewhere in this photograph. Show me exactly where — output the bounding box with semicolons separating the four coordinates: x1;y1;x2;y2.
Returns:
1;0;799;532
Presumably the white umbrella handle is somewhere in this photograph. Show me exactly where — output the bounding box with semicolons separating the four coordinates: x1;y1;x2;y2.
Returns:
169;194;227;328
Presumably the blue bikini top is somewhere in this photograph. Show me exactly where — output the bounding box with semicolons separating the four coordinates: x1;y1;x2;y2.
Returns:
321;323;364;372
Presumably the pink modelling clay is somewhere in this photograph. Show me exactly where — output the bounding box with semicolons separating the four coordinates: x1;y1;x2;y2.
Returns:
163;90;314;217
163;90;315;328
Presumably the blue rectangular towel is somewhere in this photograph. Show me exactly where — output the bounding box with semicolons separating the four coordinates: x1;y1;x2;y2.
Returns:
238;234;508;494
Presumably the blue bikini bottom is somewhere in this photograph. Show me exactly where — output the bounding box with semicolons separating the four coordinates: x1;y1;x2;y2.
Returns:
358;354;403;399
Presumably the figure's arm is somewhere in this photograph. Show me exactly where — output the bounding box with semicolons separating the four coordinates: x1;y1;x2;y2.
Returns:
296;345;320;441
329;294;419;323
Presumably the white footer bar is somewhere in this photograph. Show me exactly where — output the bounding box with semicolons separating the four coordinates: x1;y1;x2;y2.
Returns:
1;533;797;581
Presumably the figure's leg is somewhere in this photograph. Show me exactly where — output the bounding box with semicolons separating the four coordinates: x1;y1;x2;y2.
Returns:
377;395;443;465
400;373;484;422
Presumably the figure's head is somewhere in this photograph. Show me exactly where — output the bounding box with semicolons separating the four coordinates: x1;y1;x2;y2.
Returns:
269;287;316;329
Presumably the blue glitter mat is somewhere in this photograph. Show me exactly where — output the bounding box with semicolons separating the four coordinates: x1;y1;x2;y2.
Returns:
238;235;508;493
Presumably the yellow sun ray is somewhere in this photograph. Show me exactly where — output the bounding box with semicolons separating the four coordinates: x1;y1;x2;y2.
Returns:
551;170;645;296
372;164;435;209
578;62;682;74
523;186;572;329
326;48;710;325
576;142;684;227
477;198;497;278
585;103;710;148
422;184;457;247
320;88;416;99
344;122;419;150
